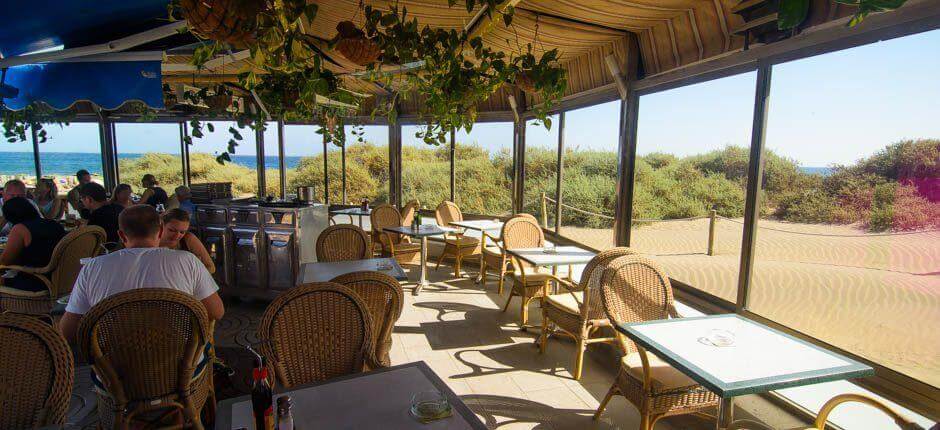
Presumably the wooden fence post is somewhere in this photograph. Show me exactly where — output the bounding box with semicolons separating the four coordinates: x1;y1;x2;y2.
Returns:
540;192;548;228
707;209;717;256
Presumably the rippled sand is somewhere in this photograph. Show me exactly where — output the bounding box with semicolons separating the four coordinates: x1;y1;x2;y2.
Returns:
560;218;940;388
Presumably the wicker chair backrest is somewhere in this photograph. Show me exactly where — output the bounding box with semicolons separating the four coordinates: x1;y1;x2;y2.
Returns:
258;282;374;388
579;247;634;319
501;215;544;271
316;224;371;262
434;201;463;226
77;288;210;403
330;271;403;367
370;204;404;245
48;225;107;296
0;314;74;429
400;200;420;226
598;255;675;355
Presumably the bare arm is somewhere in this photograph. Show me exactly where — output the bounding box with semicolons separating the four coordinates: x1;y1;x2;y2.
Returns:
200;293;225;321
59;312;82;345
185;233;215;274
139;189;154;205
0;224;29;266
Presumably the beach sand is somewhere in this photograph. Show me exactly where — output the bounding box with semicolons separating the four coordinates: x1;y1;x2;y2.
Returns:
560;218;940;388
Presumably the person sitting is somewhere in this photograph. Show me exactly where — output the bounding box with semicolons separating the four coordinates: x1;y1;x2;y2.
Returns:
0;197;66;292
175;185;196;214
161;208;215;274
139;174;168;208
59;204;224;344
111;183;134;208
34;178;64;220
79;182;124;245
0;179;41;235
67;169;93;219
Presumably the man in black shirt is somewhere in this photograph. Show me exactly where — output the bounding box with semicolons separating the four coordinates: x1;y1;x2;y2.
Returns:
79;182;124;244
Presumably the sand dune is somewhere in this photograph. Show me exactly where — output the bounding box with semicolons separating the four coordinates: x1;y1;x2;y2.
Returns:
560;218;940;388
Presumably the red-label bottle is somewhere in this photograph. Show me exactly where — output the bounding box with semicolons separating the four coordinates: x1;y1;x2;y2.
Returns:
251;367;274;430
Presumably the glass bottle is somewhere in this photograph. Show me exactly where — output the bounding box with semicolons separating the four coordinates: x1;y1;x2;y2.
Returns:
251;366;275;430
276;395;294;430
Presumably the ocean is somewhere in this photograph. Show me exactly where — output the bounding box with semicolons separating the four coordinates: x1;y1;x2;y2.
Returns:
0;152;304;176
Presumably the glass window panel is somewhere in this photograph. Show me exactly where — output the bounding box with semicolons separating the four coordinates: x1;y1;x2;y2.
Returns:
283;125;325;202
345;125;389;205
38;123;104;215
632;72;757;302
115;122;184;196
402;125;449;212
559;100;621;251
326;137;342;204
187;121;256;198
524;115;559;229
753;30;940;388
261;122;280;198
454;122;514;216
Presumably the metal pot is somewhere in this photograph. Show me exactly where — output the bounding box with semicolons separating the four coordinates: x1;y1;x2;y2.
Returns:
295;186;316;203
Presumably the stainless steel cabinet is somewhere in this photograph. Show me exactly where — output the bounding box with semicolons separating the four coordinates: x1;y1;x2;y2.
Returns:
231;227;262;291
265;229;296;291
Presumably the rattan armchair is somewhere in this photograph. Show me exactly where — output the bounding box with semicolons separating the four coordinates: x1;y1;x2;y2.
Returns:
434;201;480;277
316;224;371;262
538;247;634;380
77;288;214;430
330;271;403;368
592;255;718;430
0;314;74;429
370;204;421;263
257;282;374;389
400;199;420;227
0;225;106;316
725;393;926;430
480;213;536;294
500;215;551;328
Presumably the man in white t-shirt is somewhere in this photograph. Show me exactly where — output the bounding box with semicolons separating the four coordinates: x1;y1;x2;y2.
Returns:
59;204;225;344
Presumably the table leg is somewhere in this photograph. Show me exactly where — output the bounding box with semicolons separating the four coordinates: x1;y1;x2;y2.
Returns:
358;215;364;229
415;236;429;295
475;232;486;283
716;397;734;430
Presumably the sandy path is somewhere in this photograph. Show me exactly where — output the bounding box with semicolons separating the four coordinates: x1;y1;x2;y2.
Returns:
559;219;940;388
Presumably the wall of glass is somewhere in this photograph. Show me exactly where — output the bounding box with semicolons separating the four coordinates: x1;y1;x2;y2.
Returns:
454;122;514;216
260;122;280;198
559;101;621;250
751;29;940;389
632;72;757;302
401;125;449;211
326;136;343;204
114;122;184;196
186;120;256;198
523;115;559;228
282;125;325;202
39;122;104;200
344;125;389;205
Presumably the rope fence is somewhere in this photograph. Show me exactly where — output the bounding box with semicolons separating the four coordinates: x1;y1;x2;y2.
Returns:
539;193;940;255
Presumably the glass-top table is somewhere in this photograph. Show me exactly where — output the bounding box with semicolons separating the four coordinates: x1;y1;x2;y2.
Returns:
383;225;457;295
617;314;874;429
449;219;503;283
330;207;372;229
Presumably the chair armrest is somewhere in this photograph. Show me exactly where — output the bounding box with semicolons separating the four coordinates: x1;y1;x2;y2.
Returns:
543;273;583;306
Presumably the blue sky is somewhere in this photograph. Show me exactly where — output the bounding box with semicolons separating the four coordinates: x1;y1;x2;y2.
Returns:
21;29;940;167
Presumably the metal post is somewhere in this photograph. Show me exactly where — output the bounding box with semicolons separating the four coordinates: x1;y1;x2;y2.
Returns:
389;123;402;208
614;94;640;247
554;112;565;234
322;132;329;204
179;121;191;187
707;209;718;256
512;120;526;214
98;118;118;191
277;120;287;200
30;126;42;180
449;128;456;203
255;126;266;198
341;138;347;204
736;64;773;312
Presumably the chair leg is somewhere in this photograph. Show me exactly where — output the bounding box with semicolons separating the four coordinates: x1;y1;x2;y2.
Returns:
520;296;530;327
501;290;515;312
539;309;549;353
640;413;651;430
454;253;462;278
480;259;487;288
574;338;586;380
497;266;506;295
593;384;618;420
434;248;446;270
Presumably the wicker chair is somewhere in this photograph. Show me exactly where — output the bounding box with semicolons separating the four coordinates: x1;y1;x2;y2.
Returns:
0;314;74;429
316;224;371;262
400;199;420;227
538;247;635;380
434;201;480;277
480;213;535;294
0;225;106;316
500;215;551;328
257;282;374;389
370;204;421;263
77;288;214;430
726;393;926;430
592;255;718;429
330;271;403;368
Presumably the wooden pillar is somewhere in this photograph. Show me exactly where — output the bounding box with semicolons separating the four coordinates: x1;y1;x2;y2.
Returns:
449;128;456;203
255;126;266;198
98;117;118;191
341;139;347;204
30;126;42;180
322;132;329;204
277;120;287;200
179;121;191;187
389;123;402;208
614;94;639;247
554;112;565;234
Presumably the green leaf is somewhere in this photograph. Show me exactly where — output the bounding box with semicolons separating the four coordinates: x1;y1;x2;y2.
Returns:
777;0;810;30
206;123;215;132
502;12;512;27
303;3;318;21
466;0;475;13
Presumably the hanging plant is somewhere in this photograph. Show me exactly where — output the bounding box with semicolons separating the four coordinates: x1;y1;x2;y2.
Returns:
334;21;382;66
177;0;262;44
776;0;909;30
1;102;73;143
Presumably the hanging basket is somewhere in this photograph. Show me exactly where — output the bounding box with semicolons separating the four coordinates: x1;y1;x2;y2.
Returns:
282;88;300;110
334;21;381;66
180;0;261;45
205;93;232;113
515;72;537;93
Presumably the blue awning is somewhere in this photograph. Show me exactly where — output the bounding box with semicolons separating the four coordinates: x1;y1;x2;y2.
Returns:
2;60;164;111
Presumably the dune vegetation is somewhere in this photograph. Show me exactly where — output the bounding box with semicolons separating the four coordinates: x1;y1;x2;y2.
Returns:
118;138;938;232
